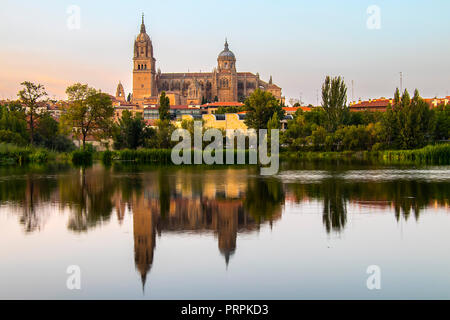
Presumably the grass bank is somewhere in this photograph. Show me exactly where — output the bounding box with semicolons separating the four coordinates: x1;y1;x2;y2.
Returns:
2;143;449;166
0;143;56;165
99;149;257;165
281;143;450;165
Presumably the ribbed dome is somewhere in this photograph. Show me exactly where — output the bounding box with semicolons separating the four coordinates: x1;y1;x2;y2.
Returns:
136;32;150;42
136;14;150;42
218;39;235;60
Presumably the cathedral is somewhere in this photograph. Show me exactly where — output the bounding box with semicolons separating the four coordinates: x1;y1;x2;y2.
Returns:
129;15;282;106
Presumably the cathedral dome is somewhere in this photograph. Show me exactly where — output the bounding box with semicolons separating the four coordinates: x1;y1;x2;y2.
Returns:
136;14;150;42
218;39;235;60
136;32;150;42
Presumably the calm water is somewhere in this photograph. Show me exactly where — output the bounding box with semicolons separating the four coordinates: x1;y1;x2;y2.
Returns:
0;161;449;299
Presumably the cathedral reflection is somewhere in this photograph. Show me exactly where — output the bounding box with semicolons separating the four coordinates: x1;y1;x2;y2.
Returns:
1;164;448;289
114;168;283;287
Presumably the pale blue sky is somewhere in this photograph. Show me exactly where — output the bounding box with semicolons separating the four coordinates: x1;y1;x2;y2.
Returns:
1;0;449;104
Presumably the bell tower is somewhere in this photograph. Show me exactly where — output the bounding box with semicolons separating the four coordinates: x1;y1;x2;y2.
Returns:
216;39;237;102
132;14;156;101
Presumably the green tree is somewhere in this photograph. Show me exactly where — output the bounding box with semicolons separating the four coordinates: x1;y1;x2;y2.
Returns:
244;89;284;130
384;89;434;149
156;119;175;149
321;76;348;132
17;81;48;145
35;112;58;142
159;91;171;121
304;107;327;126
34;112;75;152
113;110;148;149
433;104;450;141
214;105;245;114
308;126;328;151
267;112;281;130
0;102;28;145
62;83;114;149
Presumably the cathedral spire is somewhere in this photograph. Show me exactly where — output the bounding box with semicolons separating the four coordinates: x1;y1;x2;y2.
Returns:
140;13;146;33
224;38;229;51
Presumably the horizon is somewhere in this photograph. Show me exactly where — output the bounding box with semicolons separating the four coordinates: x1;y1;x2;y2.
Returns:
1;0;449;104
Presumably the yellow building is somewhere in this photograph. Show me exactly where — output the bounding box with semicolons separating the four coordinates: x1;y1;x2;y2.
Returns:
180;113;248;133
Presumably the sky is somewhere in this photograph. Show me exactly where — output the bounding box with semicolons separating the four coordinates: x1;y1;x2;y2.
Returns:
0;0;449;105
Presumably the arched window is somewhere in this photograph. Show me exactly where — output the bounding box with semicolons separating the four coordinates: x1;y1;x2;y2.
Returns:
145;64;147;70
138;65;140;70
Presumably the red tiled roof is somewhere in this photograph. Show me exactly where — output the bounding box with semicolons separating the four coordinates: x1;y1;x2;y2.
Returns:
201;102;244;108
350;99;391;108
283;106;312;112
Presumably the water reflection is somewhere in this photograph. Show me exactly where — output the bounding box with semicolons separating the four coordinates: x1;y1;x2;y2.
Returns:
0;163;448;290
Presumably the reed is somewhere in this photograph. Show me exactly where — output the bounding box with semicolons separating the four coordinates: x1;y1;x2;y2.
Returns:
283;144;450;165
115;148;256;165
0;143;51;164
378;144;450;164
71;149;93;165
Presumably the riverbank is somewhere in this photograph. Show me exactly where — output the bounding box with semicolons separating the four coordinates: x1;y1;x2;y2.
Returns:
0;143;60;165
1;143;449;166
281;143;450;165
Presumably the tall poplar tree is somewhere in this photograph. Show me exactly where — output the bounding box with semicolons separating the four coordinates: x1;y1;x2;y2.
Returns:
321;76;348;132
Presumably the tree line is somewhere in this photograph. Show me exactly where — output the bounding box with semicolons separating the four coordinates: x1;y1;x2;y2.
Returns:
283;77;448;152
1;78;448;154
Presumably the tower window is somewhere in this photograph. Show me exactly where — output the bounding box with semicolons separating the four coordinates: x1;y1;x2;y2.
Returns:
138;65;141;70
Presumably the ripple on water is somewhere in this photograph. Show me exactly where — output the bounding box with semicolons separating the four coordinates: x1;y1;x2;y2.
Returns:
277;168;450;182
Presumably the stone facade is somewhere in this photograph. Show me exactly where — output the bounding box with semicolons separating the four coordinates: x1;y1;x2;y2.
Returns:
130;16;282;105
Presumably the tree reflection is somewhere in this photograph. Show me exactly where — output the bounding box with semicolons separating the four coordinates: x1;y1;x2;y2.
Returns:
244;177;284;223
321;179;347;233
285;178;449;233
59;164;117;232
0;163;448;290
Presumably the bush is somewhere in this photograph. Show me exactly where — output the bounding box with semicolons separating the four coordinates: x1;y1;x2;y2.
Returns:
101;150;115;164
0;130;27;146
0;143;52;164
29;150;49;163
71;149;93;165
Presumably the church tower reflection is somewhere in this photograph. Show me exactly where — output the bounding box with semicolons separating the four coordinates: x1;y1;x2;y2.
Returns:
124;168;283;290
132;194;159;290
